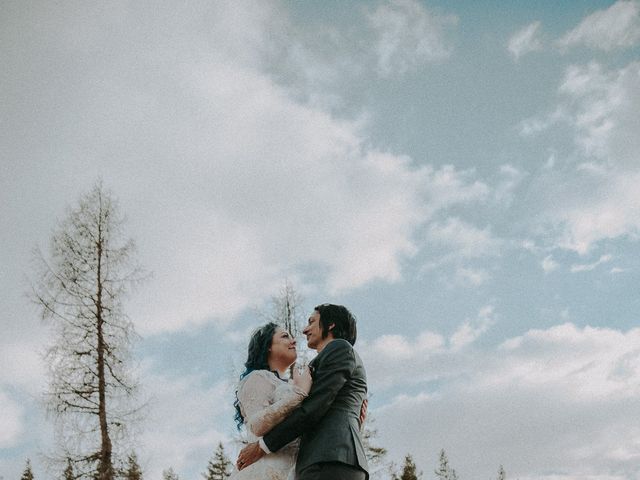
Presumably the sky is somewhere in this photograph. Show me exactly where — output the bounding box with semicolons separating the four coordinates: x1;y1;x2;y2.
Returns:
1;0;640;479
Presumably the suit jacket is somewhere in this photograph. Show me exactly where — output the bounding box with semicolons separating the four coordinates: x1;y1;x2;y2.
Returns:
263;338;369;475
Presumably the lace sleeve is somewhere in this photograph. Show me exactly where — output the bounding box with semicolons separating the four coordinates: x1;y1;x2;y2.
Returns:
239;371;308;437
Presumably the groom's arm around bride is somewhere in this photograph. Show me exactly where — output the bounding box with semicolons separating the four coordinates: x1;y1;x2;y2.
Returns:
238;304;369;480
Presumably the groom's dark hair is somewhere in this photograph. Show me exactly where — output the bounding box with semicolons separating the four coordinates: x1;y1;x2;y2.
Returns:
315;303;357;346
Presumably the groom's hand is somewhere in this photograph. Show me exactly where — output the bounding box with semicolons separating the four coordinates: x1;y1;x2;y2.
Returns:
236;442;265;470
359;398;368;428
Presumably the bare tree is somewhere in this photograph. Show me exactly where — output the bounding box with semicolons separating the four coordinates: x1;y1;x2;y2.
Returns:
265;280;305;339
260;281;308;373
31;181;145;480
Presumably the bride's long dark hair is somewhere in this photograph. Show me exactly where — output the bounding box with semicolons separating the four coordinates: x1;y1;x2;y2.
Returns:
233;322;279;429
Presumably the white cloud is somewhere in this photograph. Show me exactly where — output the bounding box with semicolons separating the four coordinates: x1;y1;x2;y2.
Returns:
493;164;527;205
449;305;495;350
508;21;543;59
542;254;559;273
0;390;24;448
570;254;613;272
526;61;640;254
422;213;500;287
519;107;569;136
0;0;489;336
361;306;495;389
367;322;640;479
557;0;640;51
454;266;491;286
138;370;232;480
369;331;445;362
366;0;458;77
426;217;501;260
0;339;46;392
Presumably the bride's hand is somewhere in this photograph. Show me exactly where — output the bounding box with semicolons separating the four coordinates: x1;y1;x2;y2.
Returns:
292;364;312;395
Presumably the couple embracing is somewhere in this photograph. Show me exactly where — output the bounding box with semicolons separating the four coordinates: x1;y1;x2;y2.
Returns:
232;303;369;480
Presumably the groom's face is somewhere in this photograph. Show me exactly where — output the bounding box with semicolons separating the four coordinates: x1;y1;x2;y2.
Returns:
303;311;323;350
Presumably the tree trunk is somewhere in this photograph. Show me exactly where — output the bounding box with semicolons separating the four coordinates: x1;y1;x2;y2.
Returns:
96;212;113;480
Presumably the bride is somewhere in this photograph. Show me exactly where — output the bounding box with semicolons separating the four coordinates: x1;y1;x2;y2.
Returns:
230;322;312;480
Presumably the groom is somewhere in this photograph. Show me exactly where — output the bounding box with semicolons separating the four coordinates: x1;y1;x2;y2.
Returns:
236;303;369;480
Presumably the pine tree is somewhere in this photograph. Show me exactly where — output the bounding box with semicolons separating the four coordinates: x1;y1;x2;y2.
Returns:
63;458;74;480
203;443;232;480
434;450;458;480
392;454;420;480
496;465;506;480
124;453;142;480
21;459;34;480
162;468;178;480
362;415;387;464
361;413;389;479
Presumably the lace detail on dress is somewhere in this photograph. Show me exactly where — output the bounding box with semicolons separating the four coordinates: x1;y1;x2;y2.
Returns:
239;370;308;437
229;370;306;480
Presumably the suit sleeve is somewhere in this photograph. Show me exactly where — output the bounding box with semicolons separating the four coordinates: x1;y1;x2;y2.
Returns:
263;339;355;452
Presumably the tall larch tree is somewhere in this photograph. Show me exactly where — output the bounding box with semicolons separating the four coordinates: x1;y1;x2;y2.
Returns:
31;181;145;480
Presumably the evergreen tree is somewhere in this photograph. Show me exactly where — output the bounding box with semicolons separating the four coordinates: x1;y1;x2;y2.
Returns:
361;413;389;479
63;458;74;480
161;468;178;480
434;450;458;480
362;415;388;465
203;443;232;480
124;453;142;480
21;460;34;480
496;465;506;480
392;454;420;480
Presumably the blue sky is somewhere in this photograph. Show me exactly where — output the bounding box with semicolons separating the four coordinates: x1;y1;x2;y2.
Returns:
2;1;640;479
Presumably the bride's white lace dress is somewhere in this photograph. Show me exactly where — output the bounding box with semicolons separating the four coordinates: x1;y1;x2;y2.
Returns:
230;370;308;480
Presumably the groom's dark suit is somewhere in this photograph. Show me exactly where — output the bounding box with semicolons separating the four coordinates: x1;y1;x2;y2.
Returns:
263;338;369;479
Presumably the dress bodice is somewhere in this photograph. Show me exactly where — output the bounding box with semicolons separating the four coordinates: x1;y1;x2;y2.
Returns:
230;370;306;480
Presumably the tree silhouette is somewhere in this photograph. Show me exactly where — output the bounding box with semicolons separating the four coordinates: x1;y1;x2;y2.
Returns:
203;443;232;480
63;458;74;480
162;468;178;480
20;459;34;480
31;180;145;480
361;413;389;479
434;450;458;480
124;453;143;480
392;454;420;480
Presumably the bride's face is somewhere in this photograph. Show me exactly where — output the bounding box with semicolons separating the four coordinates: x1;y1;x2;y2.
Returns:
268;327;297;368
